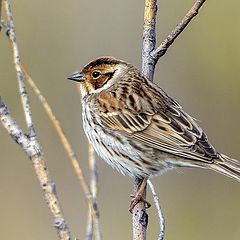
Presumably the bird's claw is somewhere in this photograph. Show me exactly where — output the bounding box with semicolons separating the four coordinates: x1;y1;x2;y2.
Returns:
129;194;151;213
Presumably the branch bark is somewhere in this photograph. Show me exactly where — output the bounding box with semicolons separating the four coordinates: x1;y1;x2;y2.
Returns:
0;96;71;239
1;0;72;239
19;64;100;228
133;0;206;239
132;1;157;240
142;0;157;81
151;0;206;61
86;143;101;240
3;0;35;138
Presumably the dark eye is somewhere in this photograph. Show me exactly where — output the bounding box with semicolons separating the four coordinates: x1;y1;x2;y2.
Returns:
92;70;101;79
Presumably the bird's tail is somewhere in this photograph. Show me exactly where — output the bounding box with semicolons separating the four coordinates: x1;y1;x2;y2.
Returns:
209;154;240;182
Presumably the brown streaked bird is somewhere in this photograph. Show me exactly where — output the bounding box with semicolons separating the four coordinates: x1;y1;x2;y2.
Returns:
68;56;240;211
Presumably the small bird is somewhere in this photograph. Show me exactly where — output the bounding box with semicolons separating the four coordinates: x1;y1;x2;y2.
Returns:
68;57;240;211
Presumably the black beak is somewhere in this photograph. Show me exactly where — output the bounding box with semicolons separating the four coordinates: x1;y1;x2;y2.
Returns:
67;71;86;82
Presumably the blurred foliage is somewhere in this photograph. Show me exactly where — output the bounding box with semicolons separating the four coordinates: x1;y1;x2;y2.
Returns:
0;0;239;239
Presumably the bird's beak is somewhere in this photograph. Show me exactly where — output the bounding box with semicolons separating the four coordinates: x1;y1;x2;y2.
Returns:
67;71;86;82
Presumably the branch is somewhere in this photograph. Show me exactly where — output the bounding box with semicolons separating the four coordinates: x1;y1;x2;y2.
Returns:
0;96;71;239
135;0;206;239
132;1;157;240
1;0;72;238
86;144;101;240
151;0;206;62
147;180;165;240
2;1;102;238
20;64;100;225
3;0;36;138
142;0;157;81
2;9;101;235
132;178;148;240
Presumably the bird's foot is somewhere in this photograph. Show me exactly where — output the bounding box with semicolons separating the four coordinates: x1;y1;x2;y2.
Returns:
129;193;151;213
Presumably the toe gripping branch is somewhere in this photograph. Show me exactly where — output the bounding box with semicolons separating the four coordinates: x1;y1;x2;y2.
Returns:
129;177;151;213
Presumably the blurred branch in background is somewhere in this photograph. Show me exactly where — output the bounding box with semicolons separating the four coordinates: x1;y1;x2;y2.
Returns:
147;180;165;240
0;0;73;239
134;0;207;239
86;144;101;240
20;64;101;236
0;97;71;239
3;0;35;138
1;0;102;239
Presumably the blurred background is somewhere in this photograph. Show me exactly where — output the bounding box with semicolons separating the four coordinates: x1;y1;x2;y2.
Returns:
0;0;240;239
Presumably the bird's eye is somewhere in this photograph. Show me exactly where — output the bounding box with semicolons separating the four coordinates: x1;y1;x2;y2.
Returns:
92;71;101;79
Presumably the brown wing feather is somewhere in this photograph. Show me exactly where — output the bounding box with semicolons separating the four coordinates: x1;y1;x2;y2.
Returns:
96;78;219;163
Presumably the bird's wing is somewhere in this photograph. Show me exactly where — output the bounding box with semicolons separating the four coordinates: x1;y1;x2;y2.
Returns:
96;85;218;163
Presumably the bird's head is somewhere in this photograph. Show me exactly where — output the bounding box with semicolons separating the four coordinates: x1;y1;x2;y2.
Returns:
68;57;131;98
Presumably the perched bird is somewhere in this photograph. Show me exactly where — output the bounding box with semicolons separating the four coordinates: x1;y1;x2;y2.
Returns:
68;57;240;210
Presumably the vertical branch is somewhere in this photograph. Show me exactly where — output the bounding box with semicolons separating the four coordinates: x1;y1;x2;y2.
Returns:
134;0;206;238
132;178;148;240
132;1;157;240
142;0;157;81
86;143;102;240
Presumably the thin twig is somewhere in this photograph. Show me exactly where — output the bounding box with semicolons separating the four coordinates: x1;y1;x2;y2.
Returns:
85;145;95;240
151;0;206;61
147;180;165;240
19;64;100;225
3;0;36;138
86;211;93;240
77;84;101;240
0;96;71;240
1;1;72;238
3;0;101;236
86;144;102;240
88;144;98;203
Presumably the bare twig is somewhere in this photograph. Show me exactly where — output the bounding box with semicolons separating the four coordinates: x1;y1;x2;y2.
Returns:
88;144;98;204
2;0;102;237
147;180;165;240
151;0;206;61
0;96;71;240
132;178;148;240
20;64;100;223
1;1;72;239
86;211;93;240
142;0;157;82
86;144;101;240
3;0;35;138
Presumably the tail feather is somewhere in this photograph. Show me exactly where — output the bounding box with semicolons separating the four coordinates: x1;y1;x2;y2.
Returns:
210;154;240;182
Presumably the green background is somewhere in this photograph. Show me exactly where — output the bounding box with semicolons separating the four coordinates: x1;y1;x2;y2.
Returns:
0;0;240;239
